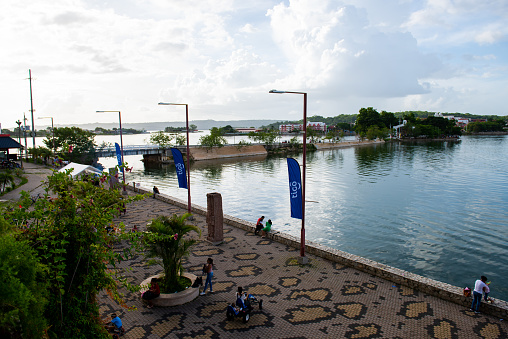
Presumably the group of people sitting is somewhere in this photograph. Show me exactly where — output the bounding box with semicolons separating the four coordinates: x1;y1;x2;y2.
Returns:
254;216;272;238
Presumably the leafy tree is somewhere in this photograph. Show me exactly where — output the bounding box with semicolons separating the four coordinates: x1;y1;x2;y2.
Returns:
366;126;380;140
355;107;381;135
380;111;399;129
306;127;320;143
0;219;48;339
288;136;300;145
164;126;185;133
6;170;145;338
199;127;227;148
189;124;197;131
220;125;236;134
467;120;505;133
247;130;280;145
175;134;186;146
149;131;174;150
324;130;341;143
43;127;96;164
144;214;200;292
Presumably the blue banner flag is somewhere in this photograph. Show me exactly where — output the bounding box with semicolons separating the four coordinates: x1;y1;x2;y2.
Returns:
171;148;188;189
114;143;122;167
287;158;303;219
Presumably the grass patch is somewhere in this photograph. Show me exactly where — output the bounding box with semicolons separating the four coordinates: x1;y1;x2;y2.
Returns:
160;276;192;294
285;257;314;268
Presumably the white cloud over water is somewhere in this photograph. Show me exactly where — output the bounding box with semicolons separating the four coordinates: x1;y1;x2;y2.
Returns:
0;0;507;127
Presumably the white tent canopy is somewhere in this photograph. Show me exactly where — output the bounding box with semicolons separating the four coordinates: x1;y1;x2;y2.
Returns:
58;162;102;178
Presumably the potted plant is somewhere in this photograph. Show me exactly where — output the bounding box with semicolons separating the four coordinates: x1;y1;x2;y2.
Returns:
144;213;201;292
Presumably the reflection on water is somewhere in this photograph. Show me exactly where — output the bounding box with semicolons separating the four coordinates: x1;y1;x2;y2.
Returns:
100;136;508;301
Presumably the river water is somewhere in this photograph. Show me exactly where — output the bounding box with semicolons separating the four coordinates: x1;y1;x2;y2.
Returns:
94;134;508;301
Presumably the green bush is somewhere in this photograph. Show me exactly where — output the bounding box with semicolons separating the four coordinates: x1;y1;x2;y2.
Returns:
144;214;201;293
0;224;48;338
4;169;146;338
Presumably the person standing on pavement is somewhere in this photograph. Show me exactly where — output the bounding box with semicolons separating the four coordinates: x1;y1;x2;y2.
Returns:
471;275;488;313
200;258;214;295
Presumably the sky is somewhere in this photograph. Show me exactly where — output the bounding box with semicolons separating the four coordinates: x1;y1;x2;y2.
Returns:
1;0;508;128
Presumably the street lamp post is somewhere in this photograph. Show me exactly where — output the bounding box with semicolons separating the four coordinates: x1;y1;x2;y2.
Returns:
269;89;308;264
158;102;192;214
23;113;28;160
15;120;23;168
38;117;55;155
96;111;126;194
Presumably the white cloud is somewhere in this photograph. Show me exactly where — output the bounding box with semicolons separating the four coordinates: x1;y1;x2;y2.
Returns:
267;2;441;97
0;0;507;128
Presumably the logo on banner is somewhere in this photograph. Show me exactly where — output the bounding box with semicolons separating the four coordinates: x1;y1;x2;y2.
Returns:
287;158;303;219
171;148;188;189
114;143;122;167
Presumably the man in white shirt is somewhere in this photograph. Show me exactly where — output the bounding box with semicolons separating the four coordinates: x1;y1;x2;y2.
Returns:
470;275;488;313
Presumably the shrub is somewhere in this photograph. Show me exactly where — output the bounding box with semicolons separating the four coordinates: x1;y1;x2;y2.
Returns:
144;214;201;292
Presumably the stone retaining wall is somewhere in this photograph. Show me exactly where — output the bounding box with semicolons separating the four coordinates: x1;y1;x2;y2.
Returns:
127;183;508;318
190;145;267;161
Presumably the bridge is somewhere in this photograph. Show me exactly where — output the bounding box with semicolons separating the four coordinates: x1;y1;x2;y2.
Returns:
95;145;162;157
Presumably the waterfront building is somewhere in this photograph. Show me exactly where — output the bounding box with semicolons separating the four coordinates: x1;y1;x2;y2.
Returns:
279;122;327;133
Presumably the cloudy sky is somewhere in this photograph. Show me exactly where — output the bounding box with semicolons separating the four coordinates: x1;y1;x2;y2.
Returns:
1;0;507;128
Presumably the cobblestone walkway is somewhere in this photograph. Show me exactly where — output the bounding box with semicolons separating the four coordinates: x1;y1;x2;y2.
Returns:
99;196;508;338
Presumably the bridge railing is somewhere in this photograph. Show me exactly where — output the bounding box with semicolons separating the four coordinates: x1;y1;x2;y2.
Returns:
95;145;161;152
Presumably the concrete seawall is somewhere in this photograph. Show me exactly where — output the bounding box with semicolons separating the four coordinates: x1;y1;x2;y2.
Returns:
190;144;267;161
128;183;508;319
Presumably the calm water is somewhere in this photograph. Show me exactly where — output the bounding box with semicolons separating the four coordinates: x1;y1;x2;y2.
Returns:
99;135;508;301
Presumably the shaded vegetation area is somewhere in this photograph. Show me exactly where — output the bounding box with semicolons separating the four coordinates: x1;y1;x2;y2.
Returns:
0;170;147;338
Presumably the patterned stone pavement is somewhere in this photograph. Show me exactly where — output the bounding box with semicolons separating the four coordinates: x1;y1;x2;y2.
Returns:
99;196;508;338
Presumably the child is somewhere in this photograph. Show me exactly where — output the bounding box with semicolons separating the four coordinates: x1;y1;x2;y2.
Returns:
484;281;493;303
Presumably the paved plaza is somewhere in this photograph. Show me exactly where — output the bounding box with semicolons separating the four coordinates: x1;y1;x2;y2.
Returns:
99;195;508;339
3;163;507;338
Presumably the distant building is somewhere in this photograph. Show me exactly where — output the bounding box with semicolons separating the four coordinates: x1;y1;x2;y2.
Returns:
279;124;302;132
456;118;470;126
279;122;327;133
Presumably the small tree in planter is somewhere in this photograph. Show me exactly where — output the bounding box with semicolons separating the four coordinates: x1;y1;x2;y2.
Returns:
144;214;201;292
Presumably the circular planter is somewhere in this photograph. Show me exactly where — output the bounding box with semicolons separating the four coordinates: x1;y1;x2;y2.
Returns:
140;273;199;307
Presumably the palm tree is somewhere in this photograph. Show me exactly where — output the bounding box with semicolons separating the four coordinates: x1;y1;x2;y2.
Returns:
144;213;201;291
0;170;15;193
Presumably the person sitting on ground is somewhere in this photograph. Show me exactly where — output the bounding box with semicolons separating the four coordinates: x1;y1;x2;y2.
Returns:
153;186;160;198
261;219;272;238
236;286;247;301
142;277;161;308
104;313;124;334
255;216;264;235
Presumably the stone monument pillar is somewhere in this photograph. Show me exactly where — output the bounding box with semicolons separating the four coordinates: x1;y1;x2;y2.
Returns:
206;192;224;245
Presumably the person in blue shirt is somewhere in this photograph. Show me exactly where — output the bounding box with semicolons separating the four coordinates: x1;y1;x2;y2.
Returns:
104;313;123;335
